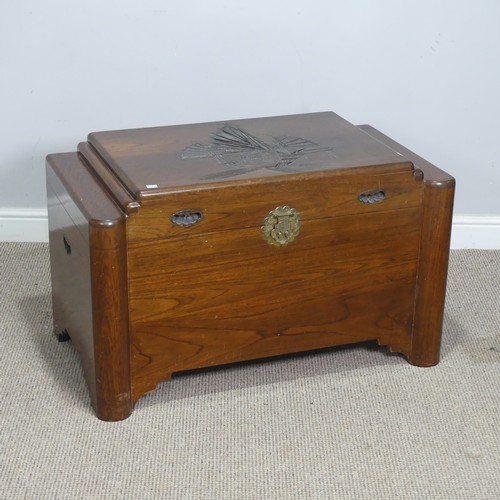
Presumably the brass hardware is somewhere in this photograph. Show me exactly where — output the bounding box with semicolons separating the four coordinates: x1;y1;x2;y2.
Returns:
171;209;203;227
359;190;386;204
262;206;301;247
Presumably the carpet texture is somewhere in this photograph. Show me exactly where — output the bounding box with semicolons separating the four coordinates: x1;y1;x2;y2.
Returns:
0;243;499;499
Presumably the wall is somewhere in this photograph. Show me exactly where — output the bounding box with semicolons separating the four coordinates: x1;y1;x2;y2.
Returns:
1;0;499;247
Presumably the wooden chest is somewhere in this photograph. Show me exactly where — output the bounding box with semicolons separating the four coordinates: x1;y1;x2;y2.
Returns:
46;112;455;421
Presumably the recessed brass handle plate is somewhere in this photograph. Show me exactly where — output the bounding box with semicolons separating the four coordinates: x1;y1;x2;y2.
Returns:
171;209;203;227
262;206;301;247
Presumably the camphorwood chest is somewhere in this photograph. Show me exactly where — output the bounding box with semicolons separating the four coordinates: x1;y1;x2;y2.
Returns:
46;112;455;420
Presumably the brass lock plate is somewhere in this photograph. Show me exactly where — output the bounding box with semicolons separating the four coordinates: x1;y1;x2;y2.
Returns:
262;206;301;247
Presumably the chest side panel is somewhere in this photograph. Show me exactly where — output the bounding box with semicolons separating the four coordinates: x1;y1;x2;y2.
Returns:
127;170;424;399
47;153;132;420
47;160;96;405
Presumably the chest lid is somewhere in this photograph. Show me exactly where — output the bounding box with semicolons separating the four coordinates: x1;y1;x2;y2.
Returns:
84;111;413;201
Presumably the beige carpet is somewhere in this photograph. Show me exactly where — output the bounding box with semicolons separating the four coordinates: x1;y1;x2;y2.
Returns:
0;243;499;499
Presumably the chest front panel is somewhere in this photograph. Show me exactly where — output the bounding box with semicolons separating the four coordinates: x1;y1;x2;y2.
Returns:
126;169;424;398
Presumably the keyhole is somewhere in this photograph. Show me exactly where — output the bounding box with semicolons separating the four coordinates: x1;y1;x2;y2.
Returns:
63;235;71;256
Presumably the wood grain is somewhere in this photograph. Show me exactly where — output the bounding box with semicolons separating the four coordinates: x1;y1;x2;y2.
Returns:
87;112;413;197
77;142;140;215
46;115;455;420
47;163;96;403
47;153;132;421
126;168;420;242
358;126;455;366
128;193;423;399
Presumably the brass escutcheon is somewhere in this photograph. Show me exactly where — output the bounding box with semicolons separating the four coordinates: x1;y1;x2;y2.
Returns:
262;206;301;247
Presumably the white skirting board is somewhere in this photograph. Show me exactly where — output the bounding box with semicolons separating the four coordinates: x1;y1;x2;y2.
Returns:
1;209;500;249
450;216;500;250
0;208;49;243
